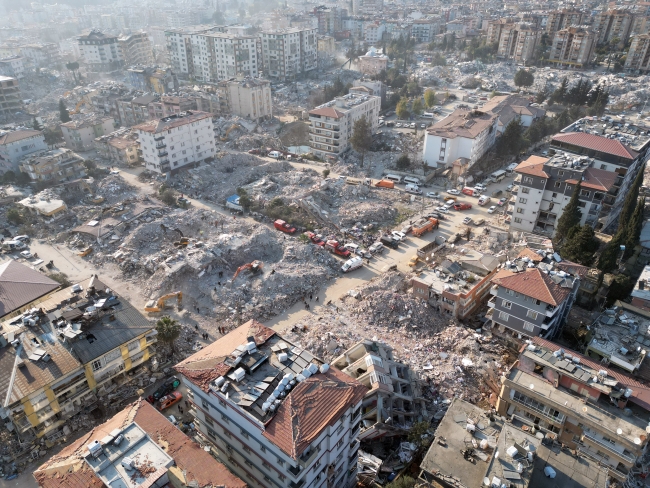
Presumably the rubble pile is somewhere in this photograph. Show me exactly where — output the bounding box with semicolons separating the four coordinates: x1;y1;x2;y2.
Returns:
94;174;140;203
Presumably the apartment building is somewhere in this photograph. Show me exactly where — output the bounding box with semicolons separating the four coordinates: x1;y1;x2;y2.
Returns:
364;22;386;44
548;26;596;68
261;28;317;81
221;77;271;121
94;129;140;166
34;399;245;488
0;75;22;122
495;23;541;64
497;336;650;484
545;9;586;34
411;19;439;43
308;92;380;160
331;340;427;441
488;250;579;340
126;66;178;93
60;115;115;151
313;6;344;35
0;56;25;79
486;18;515;45
118;32;154;66
175;320;366;488
0;261;59;320
593;9;634;44
625;34;650;71
422;108;498;168
357;47;389;75
0;128;47;173
412;254;501;320
18;148;86;183
482;95;546;133
0;276;157;441
18;43;60;68
134;110;215;174
631;16;650;36
77;30;124;73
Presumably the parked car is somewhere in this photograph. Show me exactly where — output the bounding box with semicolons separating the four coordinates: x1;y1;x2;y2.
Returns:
344;243;360;253
453;203;472;210
447;189;460;195
498;197;508;206
487;205;497;214
19;250;33;259
426;212;445;220
396;123;403;128
158;391;183;411
420;124;427;129
506;184;514;192
436;206;449;213
391;231;406;241
369;242;384;254
478;196;491;206
150;376;181;403
474;183;487;192
462;217;473;225
426;192;440;199
474;218;485;226
354;248;372;259
306;232;325;246
410;123;416;129
13;235;30;243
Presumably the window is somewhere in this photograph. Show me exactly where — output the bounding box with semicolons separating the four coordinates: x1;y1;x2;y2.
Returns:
523;322;535;332
203;415;213;426
558;171;564;176
499;311;510;321
207;428;216;438
519;198;527;204
104;349;121;362
502;300;512;309
524;177;533;184
92;359;103;371
522;187;530;194
277;458;284;466
245;460;253;467
219;399;227;408
602;436;615;445
514;217;522;223
527;310;538;320
566;186;572;190
260;445;266;453
243;446;252;454
580;190;590;197
127;340;139;351
534;299;541;305
517;208;524;214
240;429;249;439
555;181;561;188
336;438;344;450
202;398;209;410
600;164;607;170
221;414;229;423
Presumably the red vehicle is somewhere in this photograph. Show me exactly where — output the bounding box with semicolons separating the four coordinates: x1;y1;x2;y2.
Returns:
453;203;472;211
305;232;325;246
461;187;478;197
325;240;351;257
274;219;296;234
158;391;183;411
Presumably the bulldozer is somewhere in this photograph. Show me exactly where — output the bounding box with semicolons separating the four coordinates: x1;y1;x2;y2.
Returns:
233;260;263;279
145;291;183;313
79;247;93;257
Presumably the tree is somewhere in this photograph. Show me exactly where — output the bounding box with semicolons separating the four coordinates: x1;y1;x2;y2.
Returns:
212;10;225;23
623;197;645;258
322;169;330;178
65;61;79;84
408;421;432;448
236;187;252;211
156;316;181;353
598;233;624;273
412;98;423;115
424;89;436;108
617;164;644;233
396;154;410;169
496;118;525;156
32;118;43;131
514;69;534;87
349;116;372;168
6;208;23;224
535;85;550;104
549;77;569;105
59;99;71;123
396;97;410;120
47;272;72;288
386;476;416;488
554;183;582;247
160;188;177;206
560;225;600;266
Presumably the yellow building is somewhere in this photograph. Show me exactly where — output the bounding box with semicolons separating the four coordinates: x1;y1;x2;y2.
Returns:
0;276;156;441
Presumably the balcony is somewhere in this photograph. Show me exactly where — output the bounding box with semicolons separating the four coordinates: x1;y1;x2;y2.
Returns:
581;432;635;464
288;464;302;477
299;446;320;467
490;285;498;296
154;135;165;141
158;151;168;157
155;143;166;149
487;299;496;308
545;304;558;317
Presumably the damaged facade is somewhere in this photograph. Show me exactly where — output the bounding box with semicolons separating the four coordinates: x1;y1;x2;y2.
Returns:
332;339;427;441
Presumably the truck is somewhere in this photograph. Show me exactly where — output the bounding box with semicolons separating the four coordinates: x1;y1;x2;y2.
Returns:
375;179;395;189
274;219;296;234
380;235;399;249
325;240;351;257
226;194;244;212
411;218;439;237
462;187;479;197
417;235;447;261
341;256;363;273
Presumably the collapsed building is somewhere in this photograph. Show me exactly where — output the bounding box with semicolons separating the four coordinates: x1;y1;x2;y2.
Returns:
332;339;427;441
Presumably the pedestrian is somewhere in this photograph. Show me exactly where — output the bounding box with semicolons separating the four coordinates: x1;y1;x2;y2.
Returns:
218;281;221;286
178;405;182;412
316;296;319;302
185;400;189;407
195;324;198;331
309;294;312;301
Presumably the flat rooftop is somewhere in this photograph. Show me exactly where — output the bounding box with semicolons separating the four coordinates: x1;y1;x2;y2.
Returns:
563;115;650;154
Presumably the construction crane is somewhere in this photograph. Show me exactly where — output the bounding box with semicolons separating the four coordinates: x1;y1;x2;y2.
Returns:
233;260;263;280
144;291;183;313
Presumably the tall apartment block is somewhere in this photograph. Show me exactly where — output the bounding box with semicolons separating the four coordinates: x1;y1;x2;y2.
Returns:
308;92;380;160
548;27;596;68
486;18;515;45
175;320;366;488
625;34;650;71
260;28;317;81
352;0;383;15
496;23;541;64
221;77;272;121
118;32;154;66
545;9;586;34
0;76;22;122
593;9;634;44
77;30;124;73
165;26;258;83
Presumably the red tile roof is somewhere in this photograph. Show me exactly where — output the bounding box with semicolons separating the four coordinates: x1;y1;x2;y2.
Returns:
263;367;366;459
0;129;42;145
309;107;345;119
516;248;544;262
514;155;549;178
491;268;572;306
552;132;638;160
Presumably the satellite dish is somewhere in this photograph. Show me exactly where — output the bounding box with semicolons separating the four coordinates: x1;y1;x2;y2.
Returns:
529;384;534;390
634;438;641;445
617;428;623;435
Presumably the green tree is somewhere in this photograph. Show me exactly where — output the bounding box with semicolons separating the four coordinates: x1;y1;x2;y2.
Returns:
598;233;624;273
412;98;423;115
65;61;79;84
386;476;416;488
560;225;600;266
396;154;410;169
535;85;550;104
553;183;582;247
16;172;30;185
59;99;71;123
160;188;177;206
47;272;72;288
618;164;644;234
6;208;23;225
514;69;534;87
32;118;43;131
396;97;410;120
236;187;252;211
156;316;181;353
407;421;432;448
349;116;372;168
322;169;330;178
424;89;436;108
549;77;569;105
623;197;645;258
212;10;225;23
496;118;525;156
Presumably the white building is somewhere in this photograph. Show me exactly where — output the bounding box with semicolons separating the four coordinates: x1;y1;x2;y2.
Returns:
61;115;115;152
0;56;25;79
175;320;366;488
0;129;47;174
118;32;154;66
422;109;498;168
77;30;124;72
308;92;381;160
222;78;272;121
481;95;546;134
134;110;215;174
261;28;317;81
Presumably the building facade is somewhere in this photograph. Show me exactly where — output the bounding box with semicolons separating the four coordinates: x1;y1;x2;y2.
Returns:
496;23;541;64
77;30;124;72
261;28;317;81
625;34;650;71
0;75;22;121
545;9;586;34
222;78;272;121
118;32;154;66
19;148;86;183
308;92;381;160
593;9;634;44
134;110;215;174
548;26;596;68
357;47;389;76
175;320;366;488
60;115;115;151
0;129;47;173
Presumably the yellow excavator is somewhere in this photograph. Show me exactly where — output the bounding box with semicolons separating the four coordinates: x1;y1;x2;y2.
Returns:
69;99;89;115
145;291;183;313
233;261;263;279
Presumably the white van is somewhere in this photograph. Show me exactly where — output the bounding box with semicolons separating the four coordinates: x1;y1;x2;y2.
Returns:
2;240;26;251
384;174;402;183
506;162;518;173
422;112;434;119
490;170;507;183
268;151;282;159
403;176;421;185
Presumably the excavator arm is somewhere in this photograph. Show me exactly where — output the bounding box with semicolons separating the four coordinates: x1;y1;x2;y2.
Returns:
145;291;182;313
233;260;263;280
